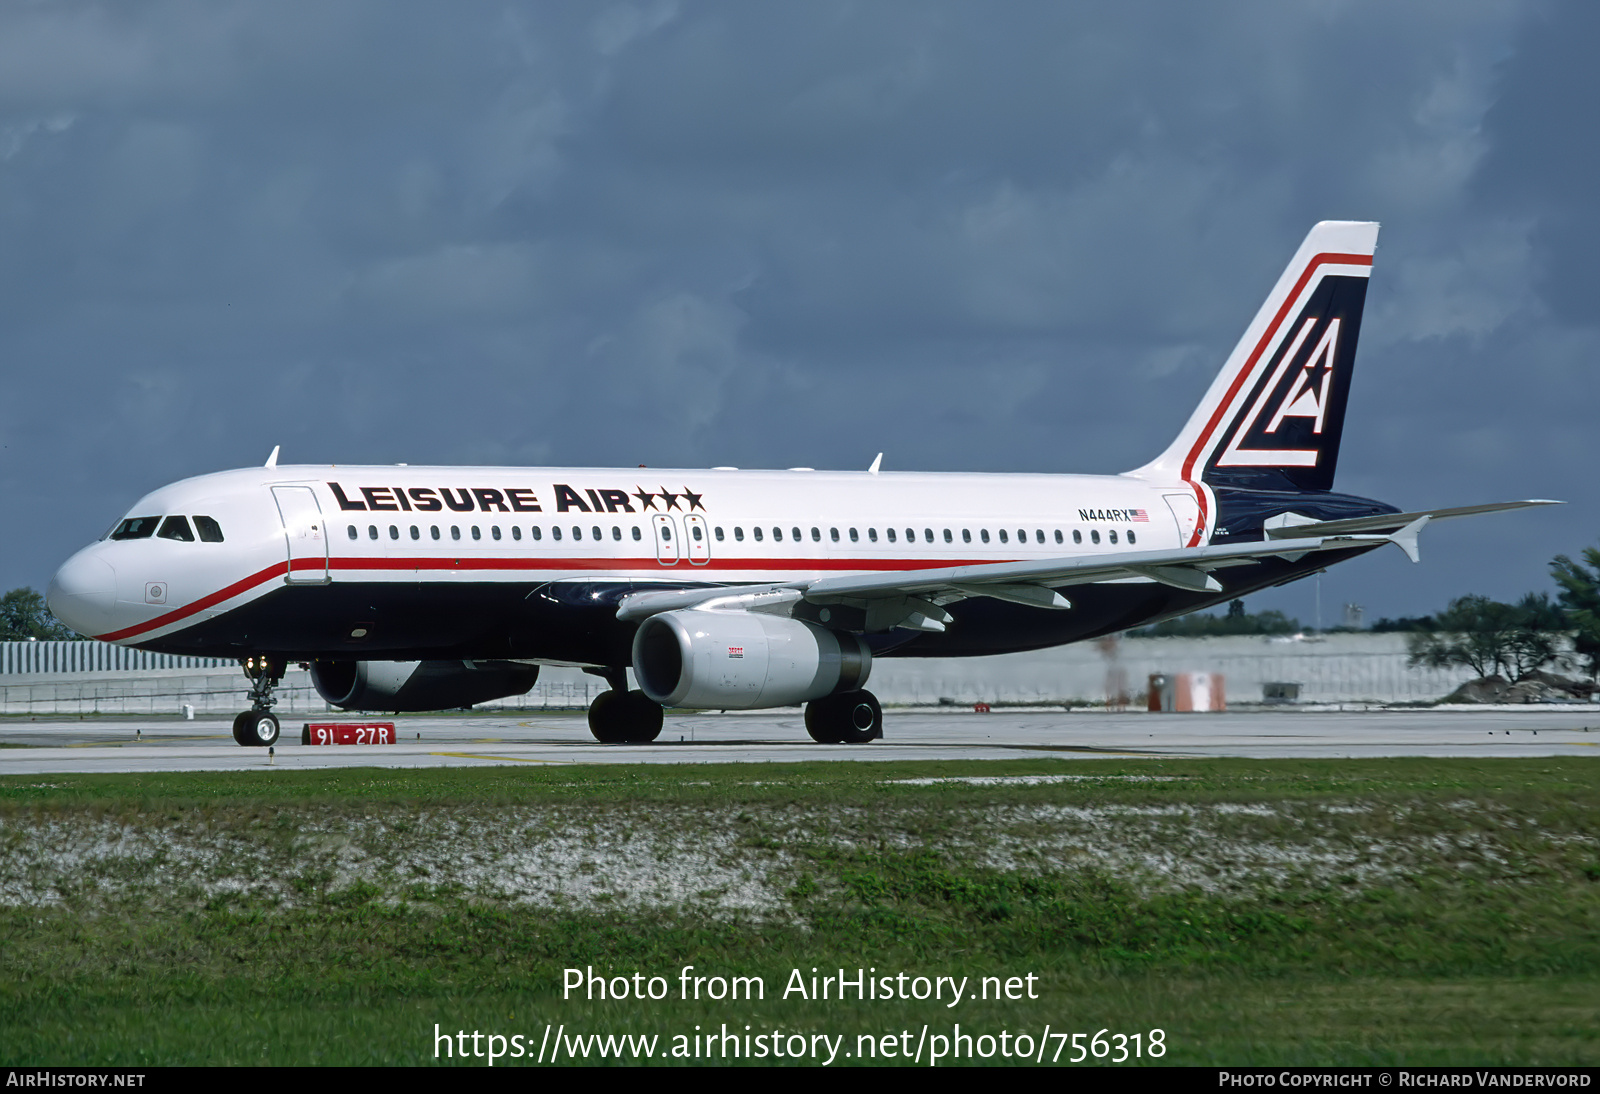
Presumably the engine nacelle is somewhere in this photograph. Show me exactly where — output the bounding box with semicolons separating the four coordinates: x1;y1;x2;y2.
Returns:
311;659;540;712
632;609;871;710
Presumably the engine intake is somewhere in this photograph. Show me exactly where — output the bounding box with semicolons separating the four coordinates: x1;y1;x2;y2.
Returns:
632;609;870;710
311;659;540;712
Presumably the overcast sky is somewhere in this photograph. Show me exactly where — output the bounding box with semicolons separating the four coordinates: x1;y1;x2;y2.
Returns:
1;0;1594;625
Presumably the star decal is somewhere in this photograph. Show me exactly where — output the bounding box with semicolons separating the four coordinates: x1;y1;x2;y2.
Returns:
658;487;681;511
682;487;705;511
633;488;658;511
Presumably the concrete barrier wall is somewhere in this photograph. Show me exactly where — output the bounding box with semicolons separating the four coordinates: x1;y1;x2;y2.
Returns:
865;633;1478;706
2;634;1486;713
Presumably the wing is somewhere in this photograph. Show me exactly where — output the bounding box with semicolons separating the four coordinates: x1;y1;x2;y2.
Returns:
615;518;1431;633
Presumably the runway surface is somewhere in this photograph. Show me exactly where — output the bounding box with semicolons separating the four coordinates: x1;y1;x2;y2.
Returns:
1;707;1597;774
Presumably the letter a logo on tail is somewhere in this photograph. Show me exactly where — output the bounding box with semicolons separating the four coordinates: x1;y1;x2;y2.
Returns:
1133;220;1378;501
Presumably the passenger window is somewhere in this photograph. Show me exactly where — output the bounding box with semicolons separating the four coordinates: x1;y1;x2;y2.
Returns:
1017;529;1026;543
432;525;441;540
981;529;990;543
451;526;461;541
811;527;821;542
1055;529;1063;544
194;516;224;542
715;527;725;541
156;516;195;542
1073;529;1082;544
412;526;421;540
572;526;583;541
905;528;914;543
511;526;521;541
1091;530;1101;544
1127;530;1136;544
754;527;763;542
773;527;783;541
692;525;703;541
943;529;952;543
369;525;379;540
592;526;601;540
1036;529;1045;544
734;527;745;542
661;525;671;541
999;529;1009;544
1109;529;1118;544
631;526;641;541
868;528;878;542
791;528;800;541
849;528;859;542
962;529;971;543
347;525;358;541
924;528;933;543
887;528;897;543
552;526;562;541
531;526;542;540
491;526;501;541
390;525;399;540
613;526;622;541
110;516;160;541
830;528;840;542
472;526;481;541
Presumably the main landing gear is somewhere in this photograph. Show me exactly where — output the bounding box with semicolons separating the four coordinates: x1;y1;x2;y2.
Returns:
805;689;883;744
586;668;665;744
232;655;284;748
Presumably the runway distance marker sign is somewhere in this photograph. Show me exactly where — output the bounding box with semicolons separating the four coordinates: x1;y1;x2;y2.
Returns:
301;722;396;745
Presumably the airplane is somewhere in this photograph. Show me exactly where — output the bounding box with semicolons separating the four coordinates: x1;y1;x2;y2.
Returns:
45;221;1554;748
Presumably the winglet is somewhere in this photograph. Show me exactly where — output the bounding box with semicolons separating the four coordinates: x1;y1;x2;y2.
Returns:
868;453;883;475
1389;514;1430;564
264;445;280;469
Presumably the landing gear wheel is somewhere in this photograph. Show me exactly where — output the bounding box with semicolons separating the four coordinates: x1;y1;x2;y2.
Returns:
588;690;665;744
234;711;280;747
805;690;882;744
837;690;882;744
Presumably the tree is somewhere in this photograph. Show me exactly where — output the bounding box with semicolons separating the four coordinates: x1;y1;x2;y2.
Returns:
1551;543;1600;679
1406;593;1564;682
0;587;78;641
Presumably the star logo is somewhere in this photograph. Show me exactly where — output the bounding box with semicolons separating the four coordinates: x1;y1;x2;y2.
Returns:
633;488;658;511
682;488;705;511
658;487;681;511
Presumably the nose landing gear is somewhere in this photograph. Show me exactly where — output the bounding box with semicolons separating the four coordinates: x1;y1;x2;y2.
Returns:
232;655;285;747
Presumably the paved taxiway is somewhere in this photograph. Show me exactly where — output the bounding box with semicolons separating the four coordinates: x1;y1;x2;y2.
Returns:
0;707;1596;774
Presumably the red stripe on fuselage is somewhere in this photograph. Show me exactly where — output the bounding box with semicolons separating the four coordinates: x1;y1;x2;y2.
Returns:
93;553;1024;642
1178;251;1372;546
98;561;290;642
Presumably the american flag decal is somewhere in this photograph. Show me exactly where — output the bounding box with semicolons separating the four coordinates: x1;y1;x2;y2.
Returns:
1132;509;1149;522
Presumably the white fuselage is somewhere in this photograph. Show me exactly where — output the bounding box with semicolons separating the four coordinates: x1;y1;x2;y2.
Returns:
48;464;1209;649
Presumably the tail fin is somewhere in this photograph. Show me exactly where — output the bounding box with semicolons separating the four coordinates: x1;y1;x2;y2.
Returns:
1135;221;1378;494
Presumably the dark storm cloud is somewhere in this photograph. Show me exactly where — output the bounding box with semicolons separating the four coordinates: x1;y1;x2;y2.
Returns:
0;0;1591;620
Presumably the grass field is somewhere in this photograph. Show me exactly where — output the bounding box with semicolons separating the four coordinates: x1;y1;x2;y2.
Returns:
1;757;1597;1066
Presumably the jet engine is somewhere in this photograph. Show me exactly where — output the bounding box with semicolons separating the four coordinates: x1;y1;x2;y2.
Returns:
311;659;540;712
632;609;871;710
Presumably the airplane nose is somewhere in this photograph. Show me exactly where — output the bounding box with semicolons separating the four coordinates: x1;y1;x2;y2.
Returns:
47;551;118;637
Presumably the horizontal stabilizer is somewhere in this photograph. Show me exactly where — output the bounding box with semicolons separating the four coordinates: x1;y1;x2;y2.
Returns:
1264;499;1562;540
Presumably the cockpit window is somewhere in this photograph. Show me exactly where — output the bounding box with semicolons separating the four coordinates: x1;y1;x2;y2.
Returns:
157;516;195;542
111;517;160;540
194;516;225;542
